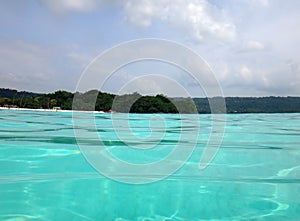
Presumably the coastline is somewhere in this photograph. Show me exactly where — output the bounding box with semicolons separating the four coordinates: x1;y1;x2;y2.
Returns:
1;107;300;114
0;107;105;114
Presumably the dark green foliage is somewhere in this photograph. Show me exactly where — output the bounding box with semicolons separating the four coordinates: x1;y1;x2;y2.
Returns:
130;95;178;113
112;92;141;113
96;91;115;111
0;88;39;99
224;96;300;113
72;90;98;111
1;88;300;113
172;98;198;114
192;96;300;113
0;97;12;105
48;90;74;109
192;98;210;113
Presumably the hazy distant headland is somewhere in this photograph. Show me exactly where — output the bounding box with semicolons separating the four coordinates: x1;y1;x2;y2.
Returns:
1;88;300;114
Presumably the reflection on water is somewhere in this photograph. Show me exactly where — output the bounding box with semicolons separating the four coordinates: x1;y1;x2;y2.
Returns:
0;109;300;220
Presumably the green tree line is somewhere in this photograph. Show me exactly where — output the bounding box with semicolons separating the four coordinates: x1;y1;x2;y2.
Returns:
1;88;300;113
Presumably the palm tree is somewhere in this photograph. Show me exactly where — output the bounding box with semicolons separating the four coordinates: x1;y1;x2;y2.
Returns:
50;99;57;108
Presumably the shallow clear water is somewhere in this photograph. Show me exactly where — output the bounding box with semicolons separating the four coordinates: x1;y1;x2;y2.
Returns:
0;109;300;220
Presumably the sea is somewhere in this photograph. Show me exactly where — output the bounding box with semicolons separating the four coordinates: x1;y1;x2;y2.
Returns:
0;109;299;220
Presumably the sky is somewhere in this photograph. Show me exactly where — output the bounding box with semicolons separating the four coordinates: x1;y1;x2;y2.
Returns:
0;0;299;97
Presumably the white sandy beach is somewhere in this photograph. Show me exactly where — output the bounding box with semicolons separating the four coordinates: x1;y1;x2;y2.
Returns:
0;107;106;114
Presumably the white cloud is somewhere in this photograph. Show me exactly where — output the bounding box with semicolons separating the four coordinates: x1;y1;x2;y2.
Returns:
123;0;236;42
0;40;83;92
124;0;155;28
0;41;53;91
240;66;252;82
235;40;265;53
252;0;269;7
246;40;265;50
214;54;300;96
40;0;236;42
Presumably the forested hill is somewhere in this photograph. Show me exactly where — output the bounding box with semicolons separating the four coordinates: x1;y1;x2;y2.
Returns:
1;88;300;113
193;97;300;113
0;88;40;99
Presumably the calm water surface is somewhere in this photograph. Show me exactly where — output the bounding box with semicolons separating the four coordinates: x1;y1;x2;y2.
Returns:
0;109;300;220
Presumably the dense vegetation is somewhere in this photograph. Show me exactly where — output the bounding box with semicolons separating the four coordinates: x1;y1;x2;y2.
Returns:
193;97;300;113
1;88;300;113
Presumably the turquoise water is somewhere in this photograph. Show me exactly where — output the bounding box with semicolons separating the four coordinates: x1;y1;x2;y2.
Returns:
0;109;300;220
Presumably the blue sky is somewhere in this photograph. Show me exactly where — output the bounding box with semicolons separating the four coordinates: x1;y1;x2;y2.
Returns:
0;0;299;97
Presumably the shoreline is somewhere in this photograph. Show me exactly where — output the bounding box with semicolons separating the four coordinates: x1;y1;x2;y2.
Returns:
1;107;300;115
0;107;106;114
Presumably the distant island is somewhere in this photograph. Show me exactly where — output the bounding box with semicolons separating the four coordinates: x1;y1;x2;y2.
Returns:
1;88;300;114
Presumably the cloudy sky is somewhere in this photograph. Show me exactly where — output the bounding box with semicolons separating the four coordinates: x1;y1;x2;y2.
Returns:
0;0;299;97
